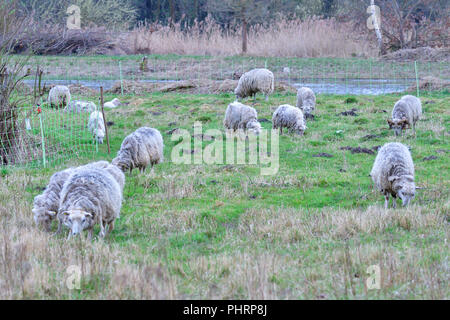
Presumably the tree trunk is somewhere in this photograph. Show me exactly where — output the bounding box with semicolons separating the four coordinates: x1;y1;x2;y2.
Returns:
169;0;175;26
242;18;248;54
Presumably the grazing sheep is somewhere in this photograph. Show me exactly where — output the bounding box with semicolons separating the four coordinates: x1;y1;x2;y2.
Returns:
57;167;122;239
272;104;307;135
88;111;105;144
47;85;71;108
296;87;316;119
32;168;74;231
223;101;262;135
235;68;274;101
65;100;97;113
80;160;125;192
112;127;164;173
370;142;416;209
388;95;422;136
104;98;121;109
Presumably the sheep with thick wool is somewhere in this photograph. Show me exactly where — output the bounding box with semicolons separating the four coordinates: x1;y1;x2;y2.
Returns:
223;101;262;135
48;85;71;108
65;100;97;113
32;167;74;231
235;68;274;101
81;160;125;192
112;127;164;173
296;87;316;119
272;104;307;135
88;111;105;144
370;142;416;209
57;166;122;239
388;95;422;136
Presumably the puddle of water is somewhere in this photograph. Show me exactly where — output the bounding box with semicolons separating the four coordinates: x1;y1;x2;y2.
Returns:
23;79;177;91
24;78;414;95
290;78;413;95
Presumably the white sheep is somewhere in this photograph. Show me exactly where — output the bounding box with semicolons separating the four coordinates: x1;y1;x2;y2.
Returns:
272;104;307;135
104;98;121;109
65;100;97;113
112;127;164;173
88;111;105;144
370;142;416;209
80;160;125;192
57;166;122;239
235;68;274;101
223;101;262;135
32;167;74;231
296;87;316;119
387;95;422;136
47;85;71;108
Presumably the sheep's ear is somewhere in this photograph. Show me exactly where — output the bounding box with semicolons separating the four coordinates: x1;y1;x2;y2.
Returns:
403;175;414;181
47;211;56;217
387;119;393;128
62;211;70;216
84;212;93;218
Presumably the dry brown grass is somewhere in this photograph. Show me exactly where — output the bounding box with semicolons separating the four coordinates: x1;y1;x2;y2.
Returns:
124;17;375;58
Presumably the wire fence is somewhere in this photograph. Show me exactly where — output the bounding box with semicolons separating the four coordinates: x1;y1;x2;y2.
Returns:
1;55;449;169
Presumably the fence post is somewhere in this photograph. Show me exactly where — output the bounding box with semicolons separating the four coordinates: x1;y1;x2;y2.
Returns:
414;60;420;97
119;61;124;96
38;104;46;168
100;87;110;154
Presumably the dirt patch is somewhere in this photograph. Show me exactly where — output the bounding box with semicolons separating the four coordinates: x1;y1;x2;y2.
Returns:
258;118;271;123
408;76;450;92
68;84;98;96
340;146;375;155
382;47;450;62
312;153;333;158
423;155;438;161
338;108;358;116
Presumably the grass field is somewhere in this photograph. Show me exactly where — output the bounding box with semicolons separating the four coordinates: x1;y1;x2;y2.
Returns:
0;89;449;299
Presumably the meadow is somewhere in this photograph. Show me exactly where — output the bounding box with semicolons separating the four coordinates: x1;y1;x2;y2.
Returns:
0;85;448;299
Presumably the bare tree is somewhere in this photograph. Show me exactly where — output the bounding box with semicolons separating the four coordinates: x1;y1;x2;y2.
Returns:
207;0;271;54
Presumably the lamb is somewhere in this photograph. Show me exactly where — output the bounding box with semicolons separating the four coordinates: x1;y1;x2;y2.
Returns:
47;85;71;108
88;111;105;144
57;166;122;239
223;101;262;135
32;167;74;231
370;142;416;209
112;127;164;173
387;95;422;136
65;100;97;113
104;98;121;109
235;68;274;101
272;104;307;135
296;87;316;119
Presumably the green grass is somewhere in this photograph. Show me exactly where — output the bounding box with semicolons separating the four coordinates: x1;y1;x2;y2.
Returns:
1;90;449;299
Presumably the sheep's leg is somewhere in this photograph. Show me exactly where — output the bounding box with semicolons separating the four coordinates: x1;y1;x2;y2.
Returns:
67;231;72;240
384;193;389;209
108;220;115;234
88;228;93;240
265;94;269;101
56;220;62;234
99;220;106;238
392;197;397;209
280;127;283;135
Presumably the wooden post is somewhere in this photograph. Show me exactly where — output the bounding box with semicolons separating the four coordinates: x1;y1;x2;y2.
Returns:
100;87;110;154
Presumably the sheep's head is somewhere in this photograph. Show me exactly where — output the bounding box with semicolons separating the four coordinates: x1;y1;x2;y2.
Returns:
94;129;104;144
111;98;121;106
112;157;130;173
61;209;94;237
32;207;56;232
389;175;415;207
387;118;409;136
247;120;261;136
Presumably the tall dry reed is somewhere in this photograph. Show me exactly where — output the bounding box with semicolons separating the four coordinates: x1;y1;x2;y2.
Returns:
124;16;375;58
